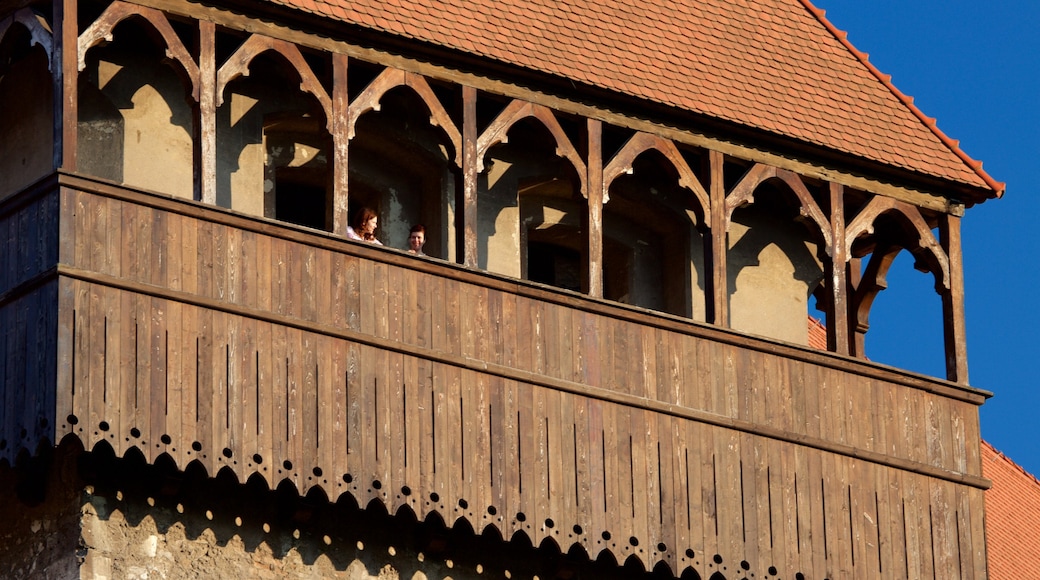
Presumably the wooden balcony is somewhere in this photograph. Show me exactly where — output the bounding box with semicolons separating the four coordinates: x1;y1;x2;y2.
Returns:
1;174;989;578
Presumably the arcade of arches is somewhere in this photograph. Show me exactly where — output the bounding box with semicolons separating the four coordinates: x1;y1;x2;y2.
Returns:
0;0;969;382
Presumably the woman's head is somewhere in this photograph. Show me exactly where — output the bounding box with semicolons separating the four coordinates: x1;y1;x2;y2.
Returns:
353;208;378;237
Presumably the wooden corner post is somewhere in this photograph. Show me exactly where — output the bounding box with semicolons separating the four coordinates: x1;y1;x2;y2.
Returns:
940;213;969;383
53;0;78;171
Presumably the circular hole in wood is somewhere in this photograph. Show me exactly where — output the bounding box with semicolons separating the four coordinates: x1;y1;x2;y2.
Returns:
130;428;141;438
401;486;412;496
253;454;263;464
283;460;293;470
161;434;172;445
372;480;382;490
487;506;497;516
516;512;526;522
191;441;202;452
572;525;582;535
222;448;233;458
629;536;639;547
458;498;468;509
98;422;109;432
67;414;79;425
343;474;353;484
686;549;695;559
313;467;323;477
741;560;750;570
430;492;440;503
768;567;778;576
601;531;611;541
713;554;724;565
657;543;667;552
544;518;554;529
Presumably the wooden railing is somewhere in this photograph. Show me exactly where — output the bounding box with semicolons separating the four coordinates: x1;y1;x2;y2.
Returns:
1;174;990;578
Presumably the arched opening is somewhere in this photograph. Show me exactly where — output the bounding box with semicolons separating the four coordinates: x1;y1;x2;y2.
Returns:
727;178;825;345
349;76;459;256
0;19;52;200
604;148;706;318
480;112;583;279
217;45;331;230
77;18;193;198
849;209;947;376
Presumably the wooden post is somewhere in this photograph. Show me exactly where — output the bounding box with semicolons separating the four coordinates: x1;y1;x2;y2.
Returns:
585;119;603;298
940;213;969;383
53;0;78;171
198;21;216;204
461;86;478;268
707;150;728;326
828;182;850;355
331;53;349;235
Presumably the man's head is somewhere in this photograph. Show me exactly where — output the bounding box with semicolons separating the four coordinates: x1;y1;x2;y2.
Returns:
408;224;426;253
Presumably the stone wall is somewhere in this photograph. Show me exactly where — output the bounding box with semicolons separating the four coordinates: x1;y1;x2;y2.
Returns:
3;442;686;580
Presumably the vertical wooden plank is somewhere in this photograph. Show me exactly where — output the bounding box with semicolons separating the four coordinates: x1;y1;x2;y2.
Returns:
299;329;319;490
269;322;288;486
176;300;197;470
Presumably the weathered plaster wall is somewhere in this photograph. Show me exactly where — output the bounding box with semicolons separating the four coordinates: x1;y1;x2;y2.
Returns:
79;30;194;199
727;207;824;345
0;46;53;201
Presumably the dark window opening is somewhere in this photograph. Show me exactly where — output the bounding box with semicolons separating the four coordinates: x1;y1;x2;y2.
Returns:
527;242;581;292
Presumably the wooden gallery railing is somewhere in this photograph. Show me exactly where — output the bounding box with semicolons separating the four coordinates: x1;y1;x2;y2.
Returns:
0;174;989;578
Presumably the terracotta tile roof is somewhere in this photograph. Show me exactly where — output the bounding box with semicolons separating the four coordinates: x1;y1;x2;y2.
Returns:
807;315;827;350
982;440;1040;579
263;0;1003;196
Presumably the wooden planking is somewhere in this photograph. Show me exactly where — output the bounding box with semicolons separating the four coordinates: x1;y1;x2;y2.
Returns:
40;185;994;575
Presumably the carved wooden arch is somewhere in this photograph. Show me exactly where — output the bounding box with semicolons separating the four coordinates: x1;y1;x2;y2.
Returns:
0;9;52;66
602;131;709;216
77;2;200;101
850;241;900;335
345;67;463;168
845;196;950;290
475;99;588;197
216;34;332;131
724;163;833;256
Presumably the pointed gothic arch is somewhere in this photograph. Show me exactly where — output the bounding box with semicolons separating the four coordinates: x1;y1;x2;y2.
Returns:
346;66;462;167
77;2;199;100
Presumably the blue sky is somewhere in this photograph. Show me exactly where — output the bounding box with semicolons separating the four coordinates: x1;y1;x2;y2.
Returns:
812;1;1040;475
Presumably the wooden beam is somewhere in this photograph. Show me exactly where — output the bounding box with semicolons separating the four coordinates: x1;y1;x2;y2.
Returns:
585;119;603;298
828;182;850;355
707;150;728;327
197;20;216;204
461;85;478;268
940;214;968;384
331;53;349;235
53;0;77;171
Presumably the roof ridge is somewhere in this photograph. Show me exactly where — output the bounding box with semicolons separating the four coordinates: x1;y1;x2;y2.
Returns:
982;439;1040;488
798;0;1006;197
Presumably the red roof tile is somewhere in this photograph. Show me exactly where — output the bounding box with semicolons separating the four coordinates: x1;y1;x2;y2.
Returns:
982;441;1040;579
267;0;1003;196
